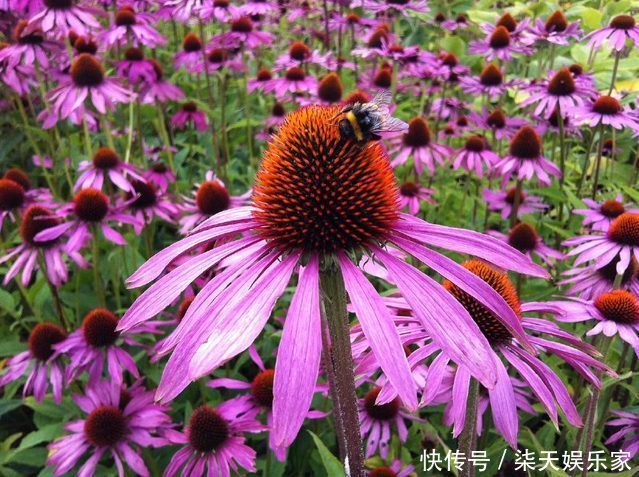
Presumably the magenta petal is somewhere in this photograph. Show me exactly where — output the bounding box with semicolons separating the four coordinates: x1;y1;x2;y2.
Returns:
272;254;322;448
338;252;417;410
487;356;518;448
391;233;535;353
374;246;498;389
395;213;549;278
187;252;300;381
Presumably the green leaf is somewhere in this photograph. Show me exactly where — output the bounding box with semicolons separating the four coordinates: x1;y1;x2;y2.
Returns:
581;7;602;30
440;36;466;57
0;288;16;315
308;431;344;476
0;400;22;419
18;424;63;451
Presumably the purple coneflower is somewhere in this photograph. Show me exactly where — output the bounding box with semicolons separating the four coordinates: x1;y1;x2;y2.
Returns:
489;222;564;266
363;0;428;16
34;188;139;248
221;16;274;49
272;67;318;99
118;105;546;453
469;25;531;62
1;205;87;286
0;20;62;69
527;10;582;45
101;6;166;48
205;47;244;73
75;147;144;192
172;101;208;132
123;179;178;234
29;0;101;36
483;187;547;220
452;135;500;178
359;386;422;458
418;261;608;446
47;53;135;123
162;0;206;21
564;212;639;275
574;194;638;232
494;125;561;186
606;410;639;458
458;63;518;100
584;14;639;51
569;95;639;133
441;13;470;32
273;40;329;71
117;47;157;84
179;171;249;234
470;107;526;141
47;379;171;477
164;396;264;476
248;68;276;93
398;181;435;215
144;161;176;191
551;290;639;355
522;67;588;119
139;59;184;104
0;170;55;231
174;32;204;73
0;322;67;403
560;254;639;299
391;117;450;175
200;0;240;21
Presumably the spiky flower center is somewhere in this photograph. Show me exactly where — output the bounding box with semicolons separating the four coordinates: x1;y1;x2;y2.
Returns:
252;106;398;254
177;296;194;321
592;96;621;115
28;323;66;361
124;47;144;61
257;69;272;81
74;188;109;222
369;467;398;477
44;0;73;8
441;53;458;67
489;26;511;49
182;101;198;113
71;54;104;88
272;102;285;117
403;117;431;148
548;68;576;96
285;67;305;82
486;109;506;129
20;206;60;247
445;260;521;345
479;64;502;86
14;20;44;44
594;290;639;324
129;180;157;209
182;33;202;52
0;179;25;211
367;29;389;49
374;69;392;88
610;15;636;30
74;36;98;55
508;222;538;253
505;187;526;205
289;41;310;61
251;369;274;407
465;135;486;152
545;10;568;32
214;0;229;6
387;0;409;4
208;48;227;63
569;64;584;76
345;90;371;105
92;147;120;169
364;387;400;420
608;213;639;246
82;309;119;348
115;7;136;26
196;181;230;215
84;405;127;447
318;73;342;103
509;126;541;159
400;182;420;197
600;199;625;218
231;17;253;33
496;13;517;32
188;406;230;453
4;168;31;190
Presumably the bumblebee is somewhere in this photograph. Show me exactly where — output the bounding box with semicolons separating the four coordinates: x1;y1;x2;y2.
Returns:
331;90;408;143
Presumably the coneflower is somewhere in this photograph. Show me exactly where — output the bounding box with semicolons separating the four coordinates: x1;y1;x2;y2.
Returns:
119;105;546;473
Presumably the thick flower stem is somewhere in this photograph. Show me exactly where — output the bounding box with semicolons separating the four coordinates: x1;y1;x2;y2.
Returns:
608;51;621;95
591;124;606;199
509;179;523;228
92;226;106;308
319;264;364;477
458;378;480;477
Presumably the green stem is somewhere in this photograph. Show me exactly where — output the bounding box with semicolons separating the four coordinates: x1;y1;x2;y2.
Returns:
459;378;480;477
591;124;606;199
92;226;106;307
319;263;364;477
608;51;621;95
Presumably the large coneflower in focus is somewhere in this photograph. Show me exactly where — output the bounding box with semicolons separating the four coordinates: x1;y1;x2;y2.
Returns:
118;104;546;464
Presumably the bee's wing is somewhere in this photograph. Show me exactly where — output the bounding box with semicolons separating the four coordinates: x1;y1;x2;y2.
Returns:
375;116;409;138
370;90;393;114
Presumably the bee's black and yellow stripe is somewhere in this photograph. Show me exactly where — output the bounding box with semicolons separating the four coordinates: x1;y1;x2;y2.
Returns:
346;111;364;141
